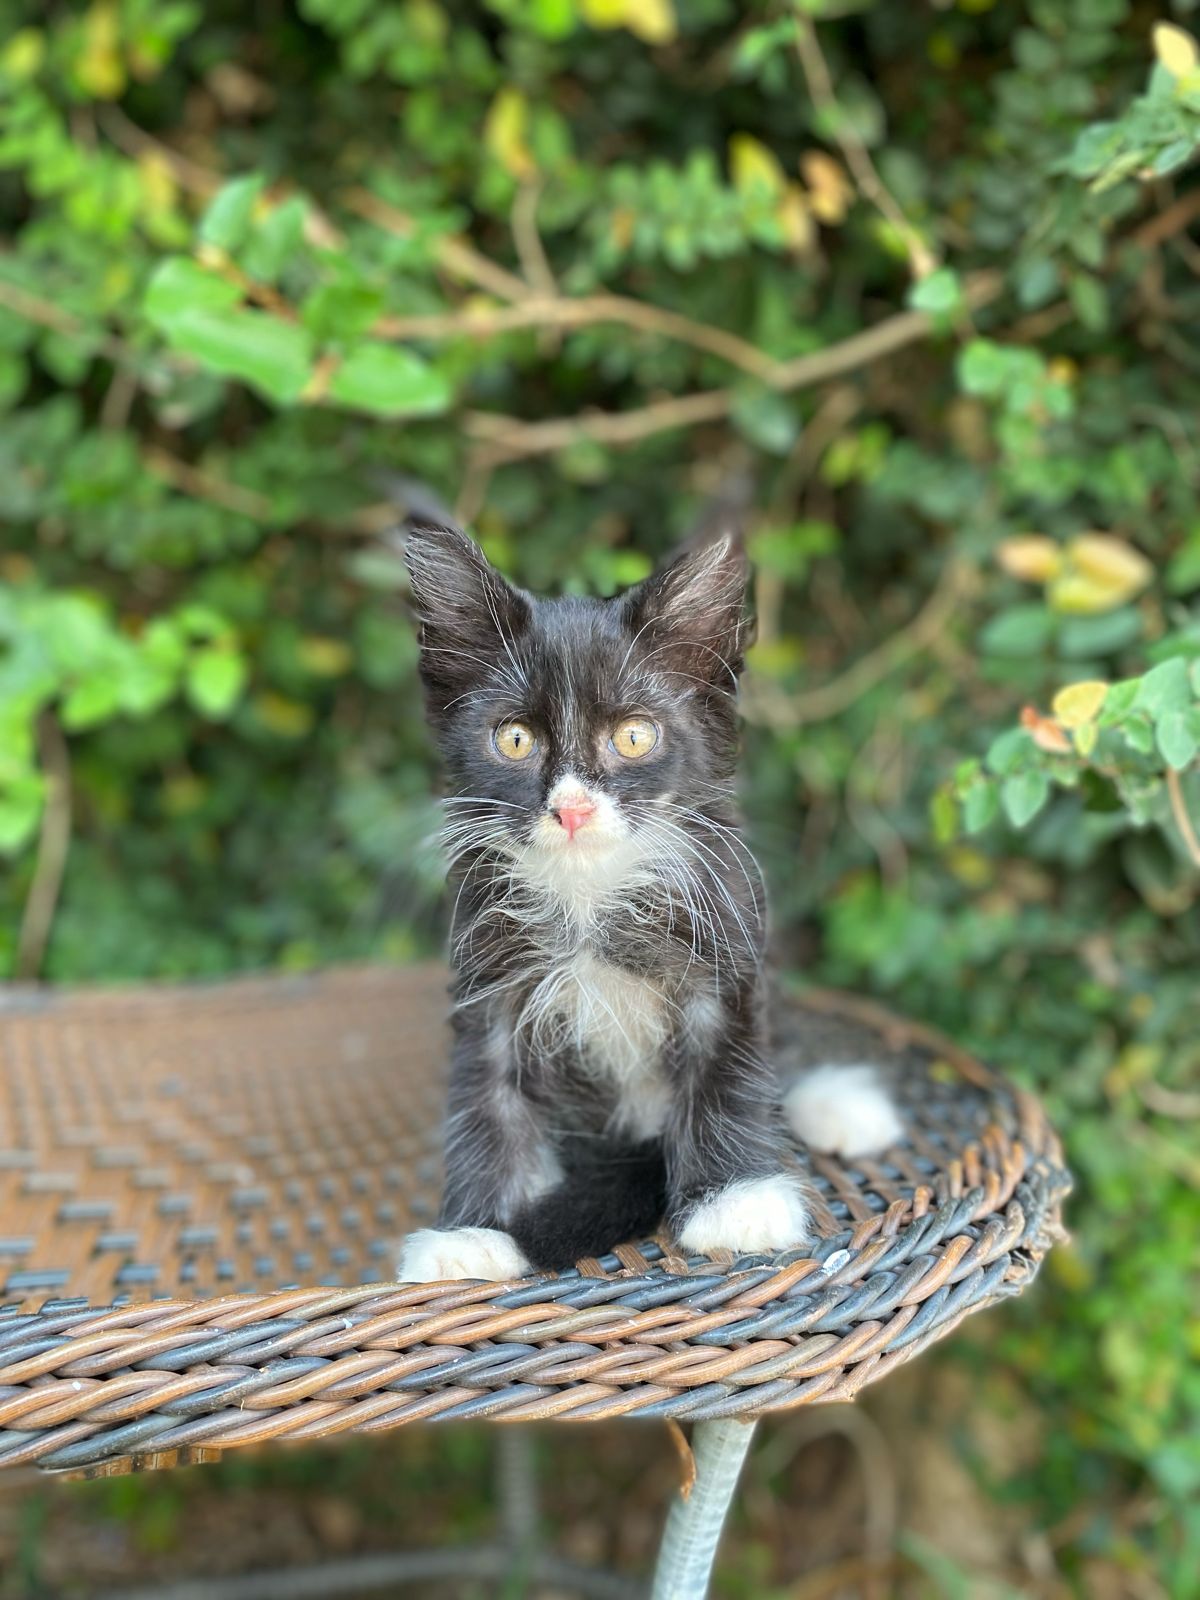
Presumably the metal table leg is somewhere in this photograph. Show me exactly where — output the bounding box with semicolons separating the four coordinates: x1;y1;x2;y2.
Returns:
651;1419;757;1600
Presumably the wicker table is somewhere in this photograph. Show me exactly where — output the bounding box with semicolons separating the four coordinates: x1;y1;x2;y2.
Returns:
0;965;1070;1597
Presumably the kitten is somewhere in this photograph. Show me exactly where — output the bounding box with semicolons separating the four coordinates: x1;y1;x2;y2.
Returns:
397;524;901;1282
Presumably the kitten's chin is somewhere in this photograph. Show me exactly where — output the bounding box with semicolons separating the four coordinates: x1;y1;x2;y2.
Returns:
517;810;650;909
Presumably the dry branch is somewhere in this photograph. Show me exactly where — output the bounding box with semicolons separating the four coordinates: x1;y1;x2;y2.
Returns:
16;716;72;983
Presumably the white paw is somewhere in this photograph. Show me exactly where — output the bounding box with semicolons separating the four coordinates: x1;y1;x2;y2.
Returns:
784;1064;904;1159
397;1227;533;1283
677;1175;812;1256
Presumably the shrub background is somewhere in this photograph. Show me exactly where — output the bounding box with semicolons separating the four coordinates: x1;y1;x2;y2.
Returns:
1;0;1198;1592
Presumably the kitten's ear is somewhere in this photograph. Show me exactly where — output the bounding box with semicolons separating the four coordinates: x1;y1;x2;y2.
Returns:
623;532;751;691
403;522;530;703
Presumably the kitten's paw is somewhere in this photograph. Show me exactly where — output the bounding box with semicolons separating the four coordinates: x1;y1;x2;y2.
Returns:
397;1226;533;1283
784;1064;904;1159
677;1174;812;1257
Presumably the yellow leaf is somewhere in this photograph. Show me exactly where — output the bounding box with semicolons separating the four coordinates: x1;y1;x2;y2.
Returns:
1153;21;1199;78
801;150;852;225
1068;533;1153;595
996;534;1062;584
624;0;676;44
75;2;125;99
1047;573;1123;614
1;29;45;81
580;0;676;40
776;184;815;252
298;636;353;677
1048;534;1154;613
137;151;178;216
1047;356;1077;386
729;133;787;201
1074;721;1098;758
483;88;536;182
253;693;314;738
579;0;628;26
1052;680;1109;728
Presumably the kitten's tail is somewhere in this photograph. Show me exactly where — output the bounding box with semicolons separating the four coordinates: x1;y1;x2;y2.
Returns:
507;1144;667;1270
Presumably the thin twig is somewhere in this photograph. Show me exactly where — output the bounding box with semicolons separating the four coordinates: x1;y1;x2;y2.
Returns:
0;275;137;367
98;103;222;197
375;295;782;382
342;187;534;303
743;558;976;729
463;386;735;458
99;366;139;432
141;446;275;521
16;716;72;983
1129;184;1200;251
1137;1075;1200;1120
510;181;558;296
1166;766;1200;868
458;274;1003;460
793;15;937;280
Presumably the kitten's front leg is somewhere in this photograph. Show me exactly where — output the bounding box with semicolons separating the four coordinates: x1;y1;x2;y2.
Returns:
666;1015;812;1258
398;1024;559;1283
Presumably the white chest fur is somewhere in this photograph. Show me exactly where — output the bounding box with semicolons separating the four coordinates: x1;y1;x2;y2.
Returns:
522;951;673;1138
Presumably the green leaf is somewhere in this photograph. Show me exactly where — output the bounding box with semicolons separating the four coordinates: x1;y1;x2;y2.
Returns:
327;343;451;417
1058;609;1143;659
963;781;999;834
909;267;962;316
958;338;1010;398
980;605;1053;657
1098;678;1141;723
0;774;43;855
1002;769;1051;828
200;174;266;252
1121;715;1156;755
1165;530;1200;596
1069;272;1108;332
144;258;241;323
986;726;1033;776
186;647;248;718
61;674;123;730
300;282;385;342
1156;711;1199;770
165;309;314;404
729;386;799;455
1136;657;1191;716
242;196;310;284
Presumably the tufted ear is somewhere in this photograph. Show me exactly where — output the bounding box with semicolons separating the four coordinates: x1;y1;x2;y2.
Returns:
621;532;752;693
403;522;531;708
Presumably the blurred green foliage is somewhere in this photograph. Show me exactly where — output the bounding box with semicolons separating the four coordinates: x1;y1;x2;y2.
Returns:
1;0;1198;1591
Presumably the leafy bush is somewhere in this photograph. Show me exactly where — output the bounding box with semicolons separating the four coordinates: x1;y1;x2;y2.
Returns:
1;0;1198;1588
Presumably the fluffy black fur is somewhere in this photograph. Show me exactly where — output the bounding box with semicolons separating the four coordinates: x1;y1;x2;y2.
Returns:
405;522;797;1268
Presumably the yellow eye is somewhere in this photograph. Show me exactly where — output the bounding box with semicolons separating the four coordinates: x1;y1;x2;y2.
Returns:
494;721;537;761
611;718;660;759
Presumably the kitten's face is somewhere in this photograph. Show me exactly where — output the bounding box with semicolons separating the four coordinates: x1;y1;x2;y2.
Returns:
404;525;750;889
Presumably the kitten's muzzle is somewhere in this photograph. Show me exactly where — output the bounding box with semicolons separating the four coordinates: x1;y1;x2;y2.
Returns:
552;799;596;840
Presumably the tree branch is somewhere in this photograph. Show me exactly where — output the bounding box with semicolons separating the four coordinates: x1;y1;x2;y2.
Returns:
341;187;534;304
742;558;976;730
793;15;937;281
1166;765;1200;869
511;181;558;297
374;295;783;382
16;715;72;983
460;273;1003;460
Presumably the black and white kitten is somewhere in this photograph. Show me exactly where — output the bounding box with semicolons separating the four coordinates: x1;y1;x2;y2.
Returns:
398;524;901;1281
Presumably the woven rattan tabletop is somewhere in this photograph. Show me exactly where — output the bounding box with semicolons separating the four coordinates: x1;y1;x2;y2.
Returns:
0;966;1070;1476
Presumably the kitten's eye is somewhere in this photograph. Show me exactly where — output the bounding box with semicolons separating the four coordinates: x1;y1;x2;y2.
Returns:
611;718;660;759
494;721;538;761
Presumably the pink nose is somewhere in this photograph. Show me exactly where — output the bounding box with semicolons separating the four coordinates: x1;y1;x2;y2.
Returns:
554;801;596;840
